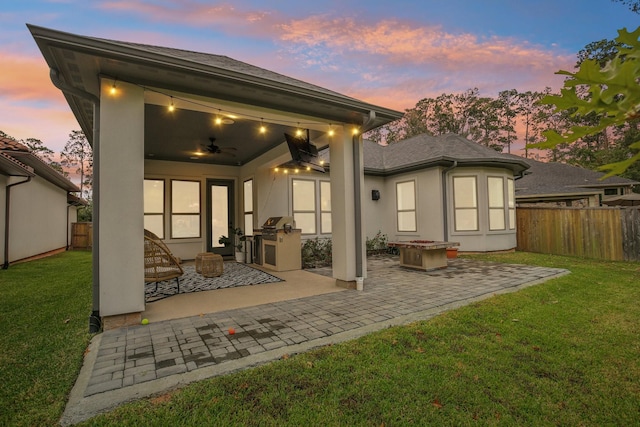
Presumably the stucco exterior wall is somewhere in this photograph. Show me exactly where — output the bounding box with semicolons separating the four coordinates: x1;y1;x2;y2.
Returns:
7;176;69;262
0;174;7;262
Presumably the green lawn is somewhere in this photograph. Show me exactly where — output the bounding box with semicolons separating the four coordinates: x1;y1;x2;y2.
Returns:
0;251;92;427
2;251;639;426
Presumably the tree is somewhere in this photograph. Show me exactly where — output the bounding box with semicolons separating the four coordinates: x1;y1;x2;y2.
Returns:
533;27;640;177
24;138;54;163
612;0;640;14
61;130;93;198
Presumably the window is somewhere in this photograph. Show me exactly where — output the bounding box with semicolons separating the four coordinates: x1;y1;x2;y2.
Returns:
396;180;416;232
604;188;619;196
488;177;506;230
243;179;253;236
144;179;164;238
171;180;200;238
293;179;316;234
320;181;331;234
507;178;515;230
453;176;478;231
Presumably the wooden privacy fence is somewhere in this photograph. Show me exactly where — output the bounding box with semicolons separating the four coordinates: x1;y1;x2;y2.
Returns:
71;222;93;249
516;207;640;261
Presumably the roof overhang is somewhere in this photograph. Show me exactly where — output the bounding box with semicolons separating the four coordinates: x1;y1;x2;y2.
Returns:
28;24;404;163
0;153;35;177
365;156;530;177
8;151;79;192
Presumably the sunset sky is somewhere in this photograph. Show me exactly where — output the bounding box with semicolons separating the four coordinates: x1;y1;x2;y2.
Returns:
1;0;637;154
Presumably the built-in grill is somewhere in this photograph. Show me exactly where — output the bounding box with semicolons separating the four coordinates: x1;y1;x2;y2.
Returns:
260;216;301;271
262;216;295;241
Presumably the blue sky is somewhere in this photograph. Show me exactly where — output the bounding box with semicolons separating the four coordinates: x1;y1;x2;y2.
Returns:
1;0;637;152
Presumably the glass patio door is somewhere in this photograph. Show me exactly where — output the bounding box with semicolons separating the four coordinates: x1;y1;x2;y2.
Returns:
206;179;234;257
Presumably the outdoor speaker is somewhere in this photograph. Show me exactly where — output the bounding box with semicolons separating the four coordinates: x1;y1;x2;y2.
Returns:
372;189;380;200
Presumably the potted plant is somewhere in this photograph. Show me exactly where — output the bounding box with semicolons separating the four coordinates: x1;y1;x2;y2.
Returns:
230;227;246;262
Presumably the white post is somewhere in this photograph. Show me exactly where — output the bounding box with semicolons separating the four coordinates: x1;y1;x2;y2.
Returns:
98;79;145;320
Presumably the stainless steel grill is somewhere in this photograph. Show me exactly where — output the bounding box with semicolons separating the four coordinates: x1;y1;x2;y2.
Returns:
262;216;295;241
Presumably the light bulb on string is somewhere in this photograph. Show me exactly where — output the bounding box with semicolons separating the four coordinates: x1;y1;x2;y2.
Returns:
259;119;266;134
168;96;175;112
110;79;117;95
328;124;335;137
352;127;360;136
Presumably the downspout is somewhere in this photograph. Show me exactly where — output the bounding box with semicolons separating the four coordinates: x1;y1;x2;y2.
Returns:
442;161;458;242
49;68;102;333
3;177;32;269
353;133;363;280
353;111;376;288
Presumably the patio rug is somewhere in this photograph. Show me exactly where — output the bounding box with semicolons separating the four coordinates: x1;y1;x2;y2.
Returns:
145;262;283;303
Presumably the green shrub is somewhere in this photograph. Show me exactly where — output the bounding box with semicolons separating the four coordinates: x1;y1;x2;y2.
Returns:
301;237;332;268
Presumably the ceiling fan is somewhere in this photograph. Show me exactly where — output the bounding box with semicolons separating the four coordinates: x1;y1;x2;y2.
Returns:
201;136;237;157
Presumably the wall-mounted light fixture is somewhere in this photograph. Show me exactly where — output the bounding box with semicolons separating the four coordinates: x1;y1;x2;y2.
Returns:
372;189;380;200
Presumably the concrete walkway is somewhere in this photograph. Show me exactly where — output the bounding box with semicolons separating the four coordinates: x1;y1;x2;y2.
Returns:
61;256;568;425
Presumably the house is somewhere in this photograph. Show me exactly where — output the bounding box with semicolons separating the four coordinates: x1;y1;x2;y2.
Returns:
507;155;639;207
29;25;404;329
0;135;82;268
304;134;530;252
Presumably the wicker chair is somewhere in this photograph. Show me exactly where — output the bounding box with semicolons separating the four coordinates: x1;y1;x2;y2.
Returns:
144;229;182;264
144;236;184;293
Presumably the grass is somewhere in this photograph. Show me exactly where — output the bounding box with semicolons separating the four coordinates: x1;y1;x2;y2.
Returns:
0;251;92;427
2;251;639;426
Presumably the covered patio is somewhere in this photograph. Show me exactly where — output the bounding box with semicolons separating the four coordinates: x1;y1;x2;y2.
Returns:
29;24;403;330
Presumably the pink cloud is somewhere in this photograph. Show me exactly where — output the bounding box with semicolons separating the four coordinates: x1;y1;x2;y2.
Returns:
0;53;62;102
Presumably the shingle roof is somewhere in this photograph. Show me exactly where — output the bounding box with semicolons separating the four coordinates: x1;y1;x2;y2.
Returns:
362;133;529;175
98;38;360;103
505;154;639;197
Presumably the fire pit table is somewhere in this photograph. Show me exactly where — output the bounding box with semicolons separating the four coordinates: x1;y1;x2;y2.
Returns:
387;240;460;271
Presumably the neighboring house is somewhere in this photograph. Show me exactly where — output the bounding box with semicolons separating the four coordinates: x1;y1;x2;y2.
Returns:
507;155;639;207
297;134;529;252
0;136;81;268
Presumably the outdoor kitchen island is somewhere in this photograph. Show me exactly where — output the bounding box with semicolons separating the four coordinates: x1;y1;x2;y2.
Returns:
388;240;460;271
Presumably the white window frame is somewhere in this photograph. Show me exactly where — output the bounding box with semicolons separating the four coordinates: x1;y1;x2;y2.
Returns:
170;179;201;239
243;179;254;236
507;178;516;230
488;176;506;231
320;180;331;234
453;176;479;232
396;180;417;232
292;178;317;235
144;179;165;239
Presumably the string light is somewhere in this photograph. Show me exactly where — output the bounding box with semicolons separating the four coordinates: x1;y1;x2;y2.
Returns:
104;76;353;135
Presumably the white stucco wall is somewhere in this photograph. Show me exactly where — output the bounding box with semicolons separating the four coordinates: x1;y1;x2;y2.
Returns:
0;174;7;262
6;176;69;262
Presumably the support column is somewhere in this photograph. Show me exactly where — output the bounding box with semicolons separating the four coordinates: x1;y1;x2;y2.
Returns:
98;79;145;327
329;127;366;288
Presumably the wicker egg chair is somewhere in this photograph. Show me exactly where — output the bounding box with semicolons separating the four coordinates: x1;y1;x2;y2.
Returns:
144;235;184;293
144;229;182;264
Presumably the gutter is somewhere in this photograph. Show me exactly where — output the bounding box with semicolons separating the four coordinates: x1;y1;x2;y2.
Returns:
49;67;102;333
442;161;458;242
3;177;32;269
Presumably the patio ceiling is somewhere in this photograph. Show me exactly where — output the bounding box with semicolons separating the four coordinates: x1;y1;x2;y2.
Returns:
28;24;403;166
